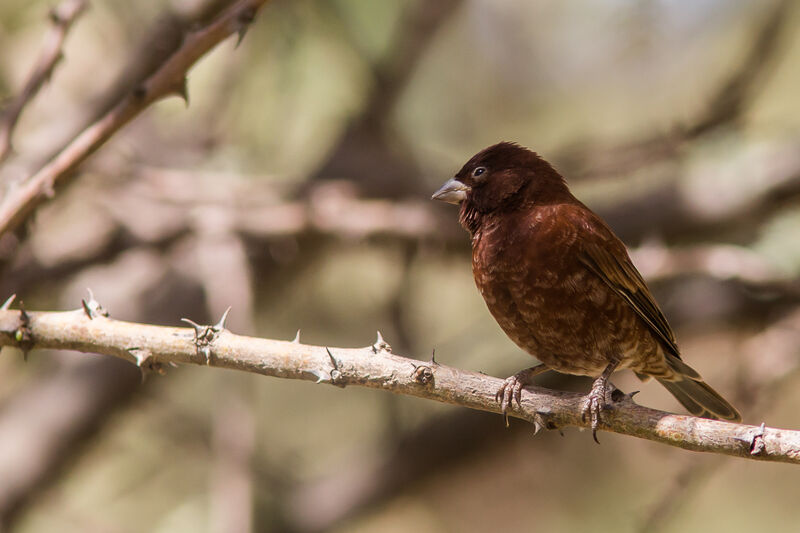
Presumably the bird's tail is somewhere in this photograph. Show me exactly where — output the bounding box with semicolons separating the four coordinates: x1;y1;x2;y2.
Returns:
656;371;741;422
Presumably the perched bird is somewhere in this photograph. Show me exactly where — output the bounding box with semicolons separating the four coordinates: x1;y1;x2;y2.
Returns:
432;142;741;438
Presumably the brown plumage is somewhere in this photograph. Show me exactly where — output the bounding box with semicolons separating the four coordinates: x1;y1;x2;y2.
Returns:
432;142;741;437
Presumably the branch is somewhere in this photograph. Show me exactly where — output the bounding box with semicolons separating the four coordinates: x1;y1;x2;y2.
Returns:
559;0;793;182
0;0;88;164
309;0;464;198
686;0;792;136
0;0;270;238
1;307;799;465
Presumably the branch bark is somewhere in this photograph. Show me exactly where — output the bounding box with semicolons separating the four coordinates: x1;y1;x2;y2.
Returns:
1;307;799;465
0;0;270;238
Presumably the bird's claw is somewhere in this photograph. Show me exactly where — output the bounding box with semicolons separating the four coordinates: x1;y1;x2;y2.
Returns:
494;365;548;428
581;379;611;443
496;375;525;426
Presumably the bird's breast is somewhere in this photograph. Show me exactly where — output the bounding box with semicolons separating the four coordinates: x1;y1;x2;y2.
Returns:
470;214;660;375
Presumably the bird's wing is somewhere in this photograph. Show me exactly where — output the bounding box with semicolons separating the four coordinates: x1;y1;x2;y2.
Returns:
578;238;681;358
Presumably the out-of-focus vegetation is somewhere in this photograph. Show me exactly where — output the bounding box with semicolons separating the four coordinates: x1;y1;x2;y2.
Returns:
1;0;800;532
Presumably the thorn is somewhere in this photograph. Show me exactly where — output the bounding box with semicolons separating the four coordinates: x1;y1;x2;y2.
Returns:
128;347;146;366
42;178;56;198
1;294;16;310
532;419;543;436
200;346;212;365
325;347;344;386
610;387;637;403
310;369;329;384
127;347;162;382
325;347;339;370
181;317;204;335
234;6;257;48
213;306;231;332
81;288;108;319
750;422;767;456
372;331;391;353
181;316;219;365
235;26;249;48
171;77;189;105
81;298;92;318
292;329;301;344
429;348;437;365
16;301;32;361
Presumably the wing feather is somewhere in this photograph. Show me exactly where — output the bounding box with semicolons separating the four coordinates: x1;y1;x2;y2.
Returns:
579;240;681;358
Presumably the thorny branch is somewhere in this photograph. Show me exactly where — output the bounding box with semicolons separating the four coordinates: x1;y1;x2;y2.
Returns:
0;0;89;164
1;307;799;465
0;0;270;238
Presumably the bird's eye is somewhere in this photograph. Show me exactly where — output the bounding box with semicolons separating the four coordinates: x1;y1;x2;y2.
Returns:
472;167;487;178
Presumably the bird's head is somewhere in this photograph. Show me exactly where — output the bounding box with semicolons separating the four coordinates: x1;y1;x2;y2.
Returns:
432;142;569;232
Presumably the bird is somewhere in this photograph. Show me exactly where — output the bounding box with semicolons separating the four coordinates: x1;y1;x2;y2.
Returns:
431;141;741;439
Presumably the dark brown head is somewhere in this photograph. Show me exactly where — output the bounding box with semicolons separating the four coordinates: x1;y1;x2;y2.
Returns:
431;142;570;234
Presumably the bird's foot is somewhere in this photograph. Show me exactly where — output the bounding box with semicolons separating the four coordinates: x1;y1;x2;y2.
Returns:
581;377;613;444
495;365;547;427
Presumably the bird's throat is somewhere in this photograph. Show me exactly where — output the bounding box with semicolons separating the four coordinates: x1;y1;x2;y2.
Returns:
458;202;482;237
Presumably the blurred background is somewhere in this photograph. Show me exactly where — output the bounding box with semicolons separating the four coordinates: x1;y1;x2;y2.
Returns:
1;0;800;531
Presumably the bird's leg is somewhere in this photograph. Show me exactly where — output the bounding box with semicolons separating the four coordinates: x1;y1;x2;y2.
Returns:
581;357;621;443
496;364;549;427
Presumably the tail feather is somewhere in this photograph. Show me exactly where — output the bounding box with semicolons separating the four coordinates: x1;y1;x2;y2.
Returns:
656;376;741;422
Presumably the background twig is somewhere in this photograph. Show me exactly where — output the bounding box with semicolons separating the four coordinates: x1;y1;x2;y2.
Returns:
0;0;269;237
0;0;88;163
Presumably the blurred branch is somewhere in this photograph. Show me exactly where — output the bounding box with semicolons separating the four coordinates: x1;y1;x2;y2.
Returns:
2;307;800;465
686;0;791;136
127;137;800;245
560;0;793;180
632;243;800;301
0;0;88;164
599;144;800;243
100;174;455;243
83;0;239;124
637;458;720;533
6;170;800;306
310;0;464;197
0;0;271;238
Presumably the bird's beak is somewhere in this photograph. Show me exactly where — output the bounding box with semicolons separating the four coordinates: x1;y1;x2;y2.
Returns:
431;178;470;205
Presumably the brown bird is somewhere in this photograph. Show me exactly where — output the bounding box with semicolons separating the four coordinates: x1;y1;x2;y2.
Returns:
432;142;741;438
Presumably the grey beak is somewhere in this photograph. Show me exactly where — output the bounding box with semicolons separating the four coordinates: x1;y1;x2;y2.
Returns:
431;178;470;205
